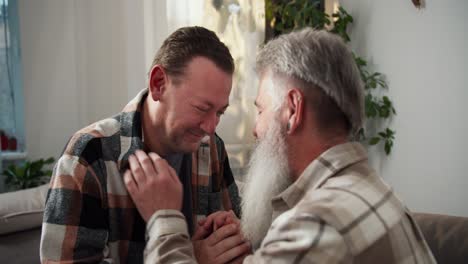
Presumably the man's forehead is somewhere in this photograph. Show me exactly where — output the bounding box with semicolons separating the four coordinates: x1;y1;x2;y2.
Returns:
255;76;273;106
193;94;229;108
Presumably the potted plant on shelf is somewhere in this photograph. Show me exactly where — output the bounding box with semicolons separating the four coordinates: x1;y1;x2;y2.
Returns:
0;130;8;151
3;157;55;191
0;130;18;151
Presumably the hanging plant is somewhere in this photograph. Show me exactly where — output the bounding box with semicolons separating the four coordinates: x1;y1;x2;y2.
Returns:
266;0;396;154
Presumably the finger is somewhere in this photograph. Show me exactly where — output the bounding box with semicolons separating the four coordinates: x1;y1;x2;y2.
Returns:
213;233;245;256
227;251;250;264
217;241;251;264
150;152;179;184
224;213;240;226
207;224;238;246
214;213;230;230
128;154;145;185
198;218;207;226
224;218;236;226
135;150;158;179
124;170;138;192
167;165;181;184
202;211;225;230
148;152;172;180
229;210;236;218
215;211;240;230
192;225;211;241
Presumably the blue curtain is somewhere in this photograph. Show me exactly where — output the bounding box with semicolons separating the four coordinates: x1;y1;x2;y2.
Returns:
0;0;24;151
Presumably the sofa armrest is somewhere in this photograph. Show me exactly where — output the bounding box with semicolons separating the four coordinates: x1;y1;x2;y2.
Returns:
414;212;468;264
0;184;48;235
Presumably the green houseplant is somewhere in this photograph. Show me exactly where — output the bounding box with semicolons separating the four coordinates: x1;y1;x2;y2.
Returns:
3;157;55;190
266;0;396;154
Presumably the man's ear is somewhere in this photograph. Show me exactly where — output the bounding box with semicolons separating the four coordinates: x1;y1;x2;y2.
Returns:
285;88;304;134
148;65;167;101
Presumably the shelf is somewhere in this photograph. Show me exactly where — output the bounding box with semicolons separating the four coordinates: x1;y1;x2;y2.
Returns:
0;151;28;160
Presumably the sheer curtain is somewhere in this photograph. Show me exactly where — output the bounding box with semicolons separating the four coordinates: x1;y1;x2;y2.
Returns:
0;0;24;152
0;0;16;142
0;0;25;193
166;0;204;32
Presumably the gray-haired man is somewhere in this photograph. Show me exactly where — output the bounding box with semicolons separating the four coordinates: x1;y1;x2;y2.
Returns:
124;28;436;263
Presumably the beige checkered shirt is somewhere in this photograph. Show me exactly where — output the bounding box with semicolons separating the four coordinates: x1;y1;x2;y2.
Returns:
144;142;436;263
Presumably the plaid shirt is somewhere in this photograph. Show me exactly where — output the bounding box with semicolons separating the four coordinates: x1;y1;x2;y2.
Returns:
40;89;241;264
144;142;436;263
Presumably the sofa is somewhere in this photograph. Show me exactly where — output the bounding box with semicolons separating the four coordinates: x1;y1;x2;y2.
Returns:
1;185;467;263
0;184;47;263
414;213;468;263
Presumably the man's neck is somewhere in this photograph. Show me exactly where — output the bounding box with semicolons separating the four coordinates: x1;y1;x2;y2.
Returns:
288;135;347;181
141;96;169;156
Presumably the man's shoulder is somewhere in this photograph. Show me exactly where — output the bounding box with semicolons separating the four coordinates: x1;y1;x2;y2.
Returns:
295;170;408;254
302;175;403;213
63;116;122;159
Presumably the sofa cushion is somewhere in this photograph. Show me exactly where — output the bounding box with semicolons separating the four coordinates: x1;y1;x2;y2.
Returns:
0;184;48;235
414;212;468;264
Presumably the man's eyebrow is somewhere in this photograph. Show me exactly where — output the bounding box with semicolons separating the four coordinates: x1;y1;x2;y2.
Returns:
198;100;229;110
254;100;258;107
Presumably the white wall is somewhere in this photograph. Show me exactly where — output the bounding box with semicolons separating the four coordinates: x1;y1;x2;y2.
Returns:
18;0;147;160
19;0;82;160
340;0;468;216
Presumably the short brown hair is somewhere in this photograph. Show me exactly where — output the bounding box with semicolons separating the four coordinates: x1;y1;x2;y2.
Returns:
151;26;234;79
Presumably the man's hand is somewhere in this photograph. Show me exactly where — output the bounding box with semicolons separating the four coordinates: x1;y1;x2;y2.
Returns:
192;223;251;264
228;252;251;264
198;210;239;232
124;150;183;222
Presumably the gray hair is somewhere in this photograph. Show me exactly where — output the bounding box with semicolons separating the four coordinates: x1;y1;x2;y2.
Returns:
256;28;364;136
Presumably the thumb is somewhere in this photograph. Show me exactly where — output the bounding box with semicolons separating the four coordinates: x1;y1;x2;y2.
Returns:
198;218;207;226
192;225;211;241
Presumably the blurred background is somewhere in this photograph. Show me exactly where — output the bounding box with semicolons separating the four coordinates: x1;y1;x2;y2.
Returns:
1;0;467;217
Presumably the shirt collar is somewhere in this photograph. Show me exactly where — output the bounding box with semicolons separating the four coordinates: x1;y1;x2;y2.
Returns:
118;88;148;172
272;142;368;210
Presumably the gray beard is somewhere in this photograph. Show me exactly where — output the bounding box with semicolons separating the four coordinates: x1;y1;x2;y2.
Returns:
240;118;291;249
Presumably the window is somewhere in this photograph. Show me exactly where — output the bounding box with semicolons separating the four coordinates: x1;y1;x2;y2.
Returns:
0;0;24;153
1;0;26;193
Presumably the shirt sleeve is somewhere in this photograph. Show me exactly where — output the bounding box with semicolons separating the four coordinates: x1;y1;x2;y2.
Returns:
145;209;350;264
144;210;197;264
243;210;350;263
40;154;111;263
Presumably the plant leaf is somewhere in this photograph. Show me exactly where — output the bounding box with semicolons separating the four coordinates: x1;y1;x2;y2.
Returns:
369;137;380;145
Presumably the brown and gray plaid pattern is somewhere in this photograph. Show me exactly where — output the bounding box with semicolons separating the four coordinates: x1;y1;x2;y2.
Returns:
144;142;436;263
40;89;240;264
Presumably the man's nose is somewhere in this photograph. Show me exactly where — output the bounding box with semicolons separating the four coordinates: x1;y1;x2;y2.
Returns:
200;113;219;135
252;125;258;139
